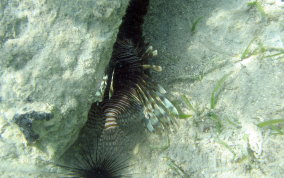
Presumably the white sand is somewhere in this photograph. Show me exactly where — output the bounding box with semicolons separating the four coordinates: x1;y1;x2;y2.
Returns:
131;0;284;177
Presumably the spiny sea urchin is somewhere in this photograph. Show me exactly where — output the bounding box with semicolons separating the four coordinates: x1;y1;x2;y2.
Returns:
59;0;178;177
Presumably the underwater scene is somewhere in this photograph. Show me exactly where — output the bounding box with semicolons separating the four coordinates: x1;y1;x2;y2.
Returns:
0;0;283;177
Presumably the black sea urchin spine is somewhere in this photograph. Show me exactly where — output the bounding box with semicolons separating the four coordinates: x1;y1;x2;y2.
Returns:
90;0;178;134
60;1;152;177
60;0;179;176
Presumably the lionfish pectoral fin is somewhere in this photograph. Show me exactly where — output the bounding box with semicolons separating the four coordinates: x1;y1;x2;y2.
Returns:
145;45;158;56
146;119;155;132
145;45;153;53
136;78;179;131
142;64;162;72
157;84;167;94
141;45;158;62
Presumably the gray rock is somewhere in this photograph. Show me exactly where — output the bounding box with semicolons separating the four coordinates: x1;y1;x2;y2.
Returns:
0;0;130;176
13;111;54;143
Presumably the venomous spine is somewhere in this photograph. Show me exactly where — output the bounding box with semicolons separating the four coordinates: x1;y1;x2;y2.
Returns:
60;0;178;177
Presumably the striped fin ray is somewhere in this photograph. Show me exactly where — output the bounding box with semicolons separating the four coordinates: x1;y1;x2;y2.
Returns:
87;89;140;133
140;45;158;64
134;77;179;131
102;89;140;115
145;87;178;125
105;37;178;132
113;41;179;131
138;74;178;116
137;85;174;131
116;102;143;130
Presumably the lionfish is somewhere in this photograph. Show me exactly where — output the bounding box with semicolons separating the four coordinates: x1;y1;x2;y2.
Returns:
60;0;178;177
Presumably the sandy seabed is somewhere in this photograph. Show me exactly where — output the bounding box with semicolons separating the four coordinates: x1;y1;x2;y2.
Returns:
130;0;284;177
